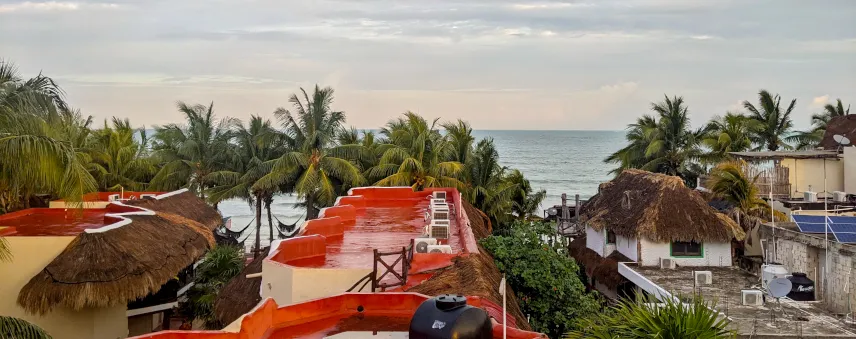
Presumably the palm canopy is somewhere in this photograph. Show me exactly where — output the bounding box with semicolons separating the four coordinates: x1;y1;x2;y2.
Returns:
466;138;519;224
791;99;851;150
605;95;704;183
150;102;240;197
0;60;96;214
85;117;156;191
368;111;465;191
743;90;795;151
701;113;755;164
253;85;364;219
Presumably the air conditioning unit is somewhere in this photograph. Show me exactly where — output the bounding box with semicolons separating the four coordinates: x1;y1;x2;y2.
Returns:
108;194;121;202
431;204;450;212
804;191;818;203
660;258;676;269
140;194;157;199
833;191;848;203
430;224;450;239
427;244;453;254
431;210;450;220
742;290;763;306
414;237;438;253
432;191;447;200
694;271;713;285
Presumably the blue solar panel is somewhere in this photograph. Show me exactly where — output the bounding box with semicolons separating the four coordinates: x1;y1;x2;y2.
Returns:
830;216;856;224
792;215;829;224
834;232;856;243
796;223;829;233
832;223;856;233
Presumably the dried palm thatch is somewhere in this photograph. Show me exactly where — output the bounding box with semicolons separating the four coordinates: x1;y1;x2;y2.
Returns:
580;169;744;243
407;248;531;331
214;247;269;326
127;191;222;230
17;212;215;314
568;235;630;289
462;200;492;239
819;115;856;150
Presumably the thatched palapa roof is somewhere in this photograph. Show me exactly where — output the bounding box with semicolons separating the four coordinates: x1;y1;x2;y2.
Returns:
126;190;222;230
214;247;269;326
819;115;856;150
17;190;218;314
579;169;744;243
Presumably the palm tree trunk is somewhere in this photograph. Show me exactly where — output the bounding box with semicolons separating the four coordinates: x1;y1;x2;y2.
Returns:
254;193;262;258
306;193;319;220
265;195;274;245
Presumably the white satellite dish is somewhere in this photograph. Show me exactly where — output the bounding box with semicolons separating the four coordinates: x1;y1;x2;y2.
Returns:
833;134;851;146
768;277;793;298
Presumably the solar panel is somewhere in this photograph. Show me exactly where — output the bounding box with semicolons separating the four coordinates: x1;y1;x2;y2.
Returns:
829;216;856;224
834;232;856;244
831;223;856;233
792;215;829;224
795;223;829;233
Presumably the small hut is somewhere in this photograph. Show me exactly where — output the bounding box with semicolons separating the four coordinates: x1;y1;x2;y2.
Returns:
13;190;219;337
578;169;744;268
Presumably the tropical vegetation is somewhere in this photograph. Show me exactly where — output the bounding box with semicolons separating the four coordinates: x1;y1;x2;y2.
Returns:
480;220;601;338
565;294;734;339
177;245;243;329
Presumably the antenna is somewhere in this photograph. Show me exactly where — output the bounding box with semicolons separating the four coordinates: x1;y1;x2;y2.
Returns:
833;134;851;146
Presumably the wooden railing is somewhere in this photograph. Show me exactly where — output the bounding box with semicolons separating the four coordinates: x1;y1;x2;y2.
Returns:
699;165;791;199
347;243;412;293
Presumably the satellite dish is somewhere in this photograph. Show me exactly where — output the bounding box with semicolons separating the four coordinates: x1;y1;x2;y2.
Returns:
834;134;851;146
548;208;557;216
768;278;793;298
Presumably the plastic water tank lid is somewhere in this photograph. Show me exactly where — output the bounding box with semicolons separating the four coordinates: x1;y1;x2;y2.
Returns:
792;272;807;277
435;294;467;311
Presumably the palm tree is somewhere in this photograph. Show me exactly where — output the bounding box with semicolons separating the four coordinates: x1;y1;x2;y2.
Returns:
208;116;283;253
369;112;466;191
466;138;519;224
0;316;53;339
701;113;755;164
150;102;239;198
505;169;546;220
85;117;156;191
0;60;96;213
743;90;796;151
605;96;704;184
177;245;243;329
253;86;364;220
442;119;475;165
565;294;734;339
706;161;783;222
790;99;851;150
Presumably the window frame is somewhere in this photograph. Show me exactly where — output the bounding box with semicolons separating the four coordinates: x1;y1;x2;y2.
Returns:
670;240;703;258
606;230;616;245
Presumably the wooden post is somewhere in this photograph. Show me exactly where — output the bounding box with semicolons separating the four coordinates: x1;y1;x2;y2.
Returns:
575;194;580;218
402;246;408;284
372;249;379;292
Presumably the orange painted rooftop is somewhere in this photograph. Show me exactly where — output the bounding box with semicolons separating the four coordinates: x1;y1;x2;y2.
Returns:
0;204;145;236
129;293;544;339
53;191;166;202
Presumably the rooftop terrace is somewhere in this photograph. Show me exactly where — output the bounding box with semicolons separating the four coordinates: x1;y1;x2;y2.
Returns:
621;264;856;337
0;203;147;236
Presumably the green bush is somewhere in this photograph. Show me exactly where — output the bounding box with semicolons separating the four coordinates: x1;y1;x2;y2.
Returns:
565;294;735;339
479;221;600;338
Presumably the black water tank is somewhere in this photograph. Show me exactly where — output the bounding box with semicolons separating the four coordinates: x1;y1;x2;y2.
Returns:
409;294;492;339
787;272;815;301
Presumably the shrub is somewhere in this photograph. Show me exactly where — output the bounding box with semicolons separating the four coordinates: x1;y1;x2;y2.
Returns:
479;221;600;338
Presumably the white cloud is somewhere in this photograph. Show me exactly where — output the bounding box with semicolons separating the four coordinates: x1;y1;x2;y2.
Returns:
0;1;120;13
811;95;830;108
511;2;592;10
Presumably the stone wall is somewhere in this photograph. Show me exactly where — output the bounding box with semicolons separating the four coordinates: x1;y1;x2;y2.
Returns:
760;224;856;314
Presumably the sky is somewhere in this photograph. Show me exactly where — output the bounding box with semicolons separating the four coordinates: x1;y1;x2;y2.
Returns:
1;0;854;130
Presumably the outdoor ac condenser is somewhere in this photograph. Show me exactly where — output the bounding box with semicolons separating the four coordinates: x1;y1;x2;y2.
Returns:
108;194;121;202
426;244;453;254
432;191;447;200
430;224;450;239
833;191;848;203
804;191;818;202
660;258;676;269
694;271;713;285
414;237;438;253
742;290;763;306
431;210;450;221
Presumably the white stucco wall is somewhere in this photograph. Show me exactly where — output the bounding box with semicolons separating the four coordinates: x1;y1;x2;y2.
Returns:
845;147;855;194
638;238;732;267
615;234;638;262
261;260;371;306
782;158;845;199
585;226;605;256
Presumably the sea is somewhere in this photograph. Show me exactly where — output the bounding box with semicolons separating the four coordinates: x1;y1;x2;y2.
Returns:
217;130;626;245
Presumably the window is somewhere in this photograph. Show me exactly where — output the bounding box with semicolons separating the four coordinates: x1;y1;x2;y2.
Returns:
671;241;702;257
606;230;616;245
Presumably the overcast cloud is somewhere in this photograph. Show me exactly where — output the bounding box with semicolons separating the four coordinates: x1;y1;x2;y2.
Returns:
1;0;854;129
